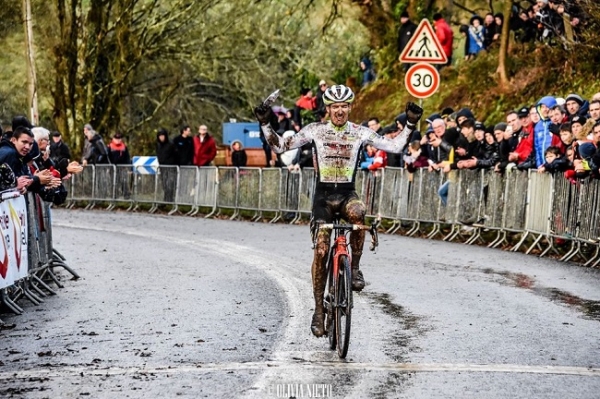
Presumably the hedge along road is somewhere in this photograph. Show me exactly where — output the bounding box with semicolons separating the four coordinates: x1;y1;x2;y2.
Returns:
1;209;600;398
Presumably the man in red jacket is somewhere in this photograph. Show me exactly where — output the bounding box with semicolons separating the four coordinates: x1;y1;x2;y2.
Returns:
433;13;453;69
193;125;217;167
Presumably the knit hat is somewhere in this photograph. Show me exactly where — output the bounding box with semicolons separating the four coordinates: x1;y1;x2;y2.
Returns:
578;142;596;160
474;121;485;131
565;93;584;106
494;122;508;132
400;11;409;19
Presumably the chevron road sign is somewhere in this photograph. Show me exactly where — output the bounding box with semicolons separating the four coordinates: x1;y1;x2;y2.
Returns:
132;156;159;174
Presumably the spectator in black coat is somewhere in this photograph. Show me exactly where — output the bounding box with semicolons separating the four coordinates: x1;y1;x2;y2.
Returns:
397;11;417;70
156;128;177;165
83;123;110;165
173;125;194;166
107;133;131;165
0;126;52;194
538;146;569;174
156;128;177;202
314;80;328;116
483;13;496;48
49;131;72;165
230;140;247;167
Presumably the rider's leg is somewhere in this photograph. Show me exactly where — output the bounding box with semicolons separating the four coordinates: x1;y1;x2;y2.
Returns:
343;197;367;291
310;223;330;337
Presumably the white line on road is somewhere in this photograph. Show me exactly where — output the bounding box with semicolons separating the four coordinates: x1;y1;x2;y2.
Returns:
0;362;598;380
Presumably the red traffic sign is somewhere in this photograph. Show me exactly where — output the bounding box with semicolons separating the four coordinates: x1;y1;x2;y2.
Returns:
399;19;447;64
405;63;440;99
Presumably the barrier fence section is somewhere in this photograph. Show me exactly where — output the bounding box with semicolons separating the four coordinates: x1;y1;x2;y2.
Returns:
0;191;79;323
66;165;600;265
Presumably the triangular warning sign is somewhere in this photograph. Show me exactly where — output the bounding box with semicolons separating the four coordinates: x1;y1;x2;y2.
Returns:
399;19;448;64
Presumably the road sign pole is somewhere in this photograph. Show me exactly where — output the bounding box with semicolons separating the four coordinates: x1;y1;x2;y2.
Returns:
419;99;423;132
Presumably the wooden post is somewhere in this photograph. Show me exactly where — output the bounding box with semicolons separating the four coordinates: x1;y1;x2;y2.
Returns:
23;0;39;125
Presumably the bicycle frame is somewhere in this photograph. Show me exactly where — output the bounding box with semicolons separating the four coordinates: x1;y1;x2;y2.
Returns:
330;229;351;287
315;218;379;358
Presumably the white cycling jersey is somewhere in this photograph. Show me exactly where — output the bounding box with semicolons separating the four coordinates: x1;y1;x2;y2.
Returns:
261;121;413;184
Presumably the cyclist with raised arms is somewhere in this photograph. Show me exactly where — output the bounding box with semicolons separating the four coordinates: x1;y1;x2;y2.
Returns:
254;85;423;337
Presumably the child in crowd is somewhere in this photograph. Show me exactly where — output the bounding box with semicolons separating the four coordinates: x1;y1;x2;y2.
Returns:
230;140;247;167
403;141;429;173
538;146;569;174
467;16;485;59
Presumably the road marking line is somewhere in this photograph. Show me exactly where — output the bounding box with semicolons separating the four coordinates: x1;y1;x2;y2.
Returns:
0;362;598;380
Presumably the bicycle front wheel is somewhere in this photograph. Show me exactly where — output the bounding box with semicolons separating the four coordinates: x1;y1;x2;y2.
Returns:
335;254;352;358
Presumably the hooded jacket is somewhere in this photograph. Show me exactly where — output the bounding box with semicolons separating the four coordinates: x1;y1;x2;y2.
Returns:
534;96;557;167
85;133;110;164
0;138;42;193
156;131;177;165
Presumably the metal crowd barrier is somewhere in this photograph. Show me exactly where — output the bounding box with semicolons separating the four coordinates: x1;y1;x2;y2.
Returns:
0;191;79;324
65;164;600;267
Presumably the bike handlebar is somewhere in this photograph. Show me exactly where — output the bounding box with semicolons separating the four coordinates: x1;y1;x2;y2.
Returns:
317;221;379;251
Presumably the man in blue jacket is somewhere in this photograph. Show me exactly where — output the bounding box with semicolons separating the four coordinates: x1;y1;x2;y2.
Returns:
533;96;557;168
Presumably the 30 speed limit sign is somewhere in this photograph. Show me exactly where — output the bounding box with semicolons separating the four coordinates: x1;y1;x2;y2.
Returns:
405;63;440;99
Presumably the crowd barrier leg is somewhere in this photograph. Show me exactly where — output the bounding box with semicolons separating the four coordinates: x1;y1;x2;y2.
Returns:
31;273;59;294
511;231;529;252
560;241;588;263
488;230;505;248
1;289;23;315
583;245;600;267
50;256;80;280
538;236;556;257
426;222;442;240
385;220;400;234
525;233;545;255
443;225;461;242
407;221;421;237
464;228;483;246
21;280;43;305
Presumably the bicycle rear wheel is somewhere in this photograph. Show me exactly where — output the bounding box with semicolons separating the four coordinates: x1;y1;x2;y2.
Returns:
335;254;352;358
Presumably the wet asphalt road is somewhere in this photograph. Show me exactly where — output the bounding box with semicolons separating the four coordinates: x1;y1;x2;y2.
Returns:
1;209;600;398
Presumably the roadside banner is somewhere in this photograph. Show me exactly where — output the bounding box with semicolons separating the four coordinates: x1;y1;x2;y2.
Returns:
0;192;28;288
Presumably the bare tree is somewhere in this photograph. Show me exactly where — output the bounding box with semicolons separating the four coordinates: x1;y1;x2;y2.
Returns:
497;0;512;88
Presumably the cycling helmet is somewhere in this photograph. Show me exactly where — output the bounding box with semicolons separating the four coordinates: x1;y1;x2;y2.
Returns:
323;85;355;105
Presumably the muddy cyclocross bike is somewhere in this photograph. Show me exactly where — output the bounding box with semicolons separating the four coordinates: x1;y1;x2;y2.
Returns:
315;215;378;358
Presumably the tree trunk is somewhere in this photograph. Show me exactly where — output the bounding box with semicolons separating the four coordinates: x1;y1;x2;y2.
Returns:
497;0;512;89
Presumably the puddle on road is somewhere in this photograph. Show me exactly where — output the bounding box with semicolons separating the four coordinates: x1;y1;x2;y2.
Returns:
482;268;600;322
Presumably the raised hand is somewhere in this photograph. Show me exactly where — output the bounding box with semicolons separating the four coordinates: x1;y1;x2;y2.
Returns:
405;102;423;126
254;104;274;125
